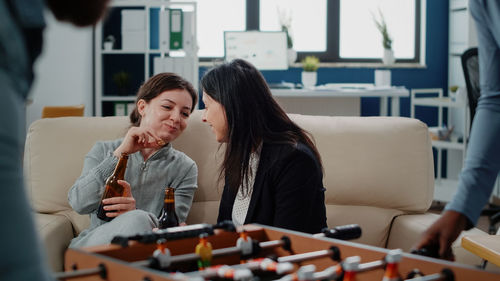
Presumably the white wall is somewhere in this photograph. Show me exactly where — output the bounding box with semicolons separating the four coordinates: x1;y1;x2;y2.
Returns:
26;11;94;130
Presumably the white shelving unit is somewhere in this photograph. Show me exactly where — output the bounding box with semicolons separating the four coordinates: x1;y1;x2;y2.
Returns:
94;0;198;116
411;88;469;202
448;0;477;140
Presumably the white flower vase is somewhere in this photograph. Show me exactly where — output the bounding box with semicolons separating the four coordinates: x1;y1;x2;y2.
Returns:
383;49;395;65
103;41;113;50
301;71;317;88
287;48;297;66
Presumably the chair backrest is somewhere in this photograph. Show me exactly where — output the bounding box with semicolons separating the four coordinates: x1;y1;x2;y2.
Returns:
41;104;85;118
461;47;480;127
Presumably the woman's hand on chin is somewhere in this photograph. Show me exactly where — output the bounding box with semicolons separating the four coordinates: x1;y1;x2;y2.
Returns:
114;127;165;157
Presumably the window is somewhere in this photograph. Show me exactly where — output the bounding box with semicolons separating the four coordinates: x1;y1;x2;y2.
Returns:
188;0;421;63
339;0;417;60
260;0;327;52
176;0;246;58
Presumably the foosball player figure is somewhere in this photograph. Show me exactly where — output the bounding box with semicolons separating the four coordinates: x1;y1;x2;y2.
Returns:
342;256;360;281
152;238;171;269
216;265;253;281
258;258;294;275
405;269;424;279
195;233;213;270
382;249;403;281
236;230;253;263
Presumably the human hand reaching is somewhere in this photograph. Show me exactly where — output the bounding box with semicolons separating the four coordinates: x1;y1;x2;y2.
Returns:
113;126;165;157
101;180;136;218
413;210;469;260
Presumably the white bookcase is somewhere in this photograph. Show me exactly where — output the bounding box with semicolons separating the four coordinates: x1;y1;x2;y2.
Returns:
410;88;469;202
94;0;198;116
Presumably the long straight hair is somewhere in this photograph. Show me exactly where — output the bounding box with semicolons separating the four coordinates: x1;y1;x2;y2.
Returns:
200;59;323;192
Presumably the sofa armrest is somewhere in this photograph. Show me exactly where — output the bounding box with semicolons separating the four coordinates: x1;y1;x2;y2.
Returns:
35;213;74;272
387;213;485;266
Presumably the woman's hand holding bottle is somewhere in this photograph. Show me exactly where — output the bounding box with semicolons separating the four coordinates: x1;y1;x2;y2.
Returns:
101;180;136;218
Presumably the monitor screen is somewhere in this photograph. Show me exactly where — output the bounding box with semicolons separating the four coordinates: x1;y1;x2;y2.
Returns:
224;31;288;70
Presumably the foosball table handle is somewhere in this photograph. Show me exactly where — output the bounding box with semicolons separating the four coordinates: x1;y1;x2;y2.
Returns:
53;263;107;280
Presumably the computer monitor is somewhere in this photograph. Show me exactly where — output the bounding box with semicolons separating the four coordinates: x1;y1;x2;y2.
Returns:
224;31;288;70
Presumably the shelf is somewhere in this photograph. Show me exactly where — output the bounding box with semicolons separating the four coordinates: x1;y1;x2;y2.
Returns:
101;50;163;54
431;140;465;150
412;97;466;108
95;0;198;116
101;96;136;101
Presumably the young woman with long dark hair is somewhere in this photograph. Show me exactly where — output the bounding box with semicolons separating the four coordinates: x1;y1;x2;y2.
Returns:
201;59;327;233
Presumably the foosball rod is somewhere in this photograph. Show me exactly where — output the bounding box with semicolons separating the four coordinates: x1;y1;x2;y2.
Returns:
277;246;340;264
185;258;295;279
185;246;341;280
132;237;289;268
405;268;455;281
53;263;107;280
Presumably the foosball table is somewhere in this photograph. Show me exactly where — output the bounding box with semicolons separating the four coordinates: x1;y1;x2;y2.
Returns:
58;223;500;281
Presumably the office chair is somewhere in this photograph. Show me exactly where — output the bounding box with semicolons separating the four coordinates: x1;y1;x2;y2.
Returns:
461;47;500;234
461;47;480;127
41;104;85;118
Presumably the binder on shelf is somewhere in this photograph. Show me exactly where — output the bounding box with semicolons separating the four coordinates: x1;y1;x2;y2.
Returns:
159;7;170;52
114;102;127;116
183;11;195;54
169;9;183;50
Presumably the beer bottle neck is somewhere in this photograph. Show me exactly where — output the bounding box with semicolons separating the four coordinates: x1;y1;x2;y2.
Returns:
112;154;129;179
164;188;175;211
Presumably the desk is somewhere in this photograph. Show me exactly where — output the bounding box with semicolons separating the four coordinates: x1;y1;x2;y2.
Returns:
271;85;409;116
462;235;500;267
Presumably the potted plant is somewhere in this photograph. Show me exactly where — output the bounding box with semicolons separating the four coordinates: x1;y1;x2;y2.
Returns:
278;7;296;66
103;35;115;50
112;70;131;96
301;55;319;88
373;10;395;65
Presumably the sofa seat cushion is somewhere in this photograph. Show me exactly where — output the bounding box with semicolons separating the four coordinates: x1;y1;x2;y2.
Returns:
35;213;74;272
387;213;485;265
326;204;404;247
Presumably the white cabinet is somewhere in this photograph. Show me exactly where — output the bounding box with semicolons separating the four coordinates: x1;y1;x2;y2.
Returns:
410;88;469;202
94;0;198;116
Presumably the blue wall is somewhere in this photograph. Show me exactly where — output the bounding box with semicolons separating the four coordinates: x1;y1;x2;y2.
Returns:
199;0;449;120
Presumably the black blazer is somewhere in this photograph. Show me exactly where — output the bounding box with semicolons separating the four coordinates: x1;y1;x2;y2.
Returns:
217;142;327;234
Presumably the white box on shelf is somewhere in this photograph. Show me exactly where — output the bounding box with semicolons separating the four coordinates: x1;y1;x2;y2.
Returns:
121;10;146;31
153;56;195;85
122;31;146;50
375;70;391;87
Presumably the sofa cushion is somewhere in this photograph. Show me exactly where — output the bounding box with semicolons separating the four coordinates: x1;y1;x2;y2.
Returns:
326;204;404;247
387;213;485;265
24;116;129;213
35;213;74;271
171;110;225;203
185;200;221;225
290;115;434;213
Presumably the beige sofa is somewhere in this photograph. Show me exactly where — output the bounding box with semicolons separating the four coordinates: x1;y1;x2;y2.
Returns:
24;110;484;272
